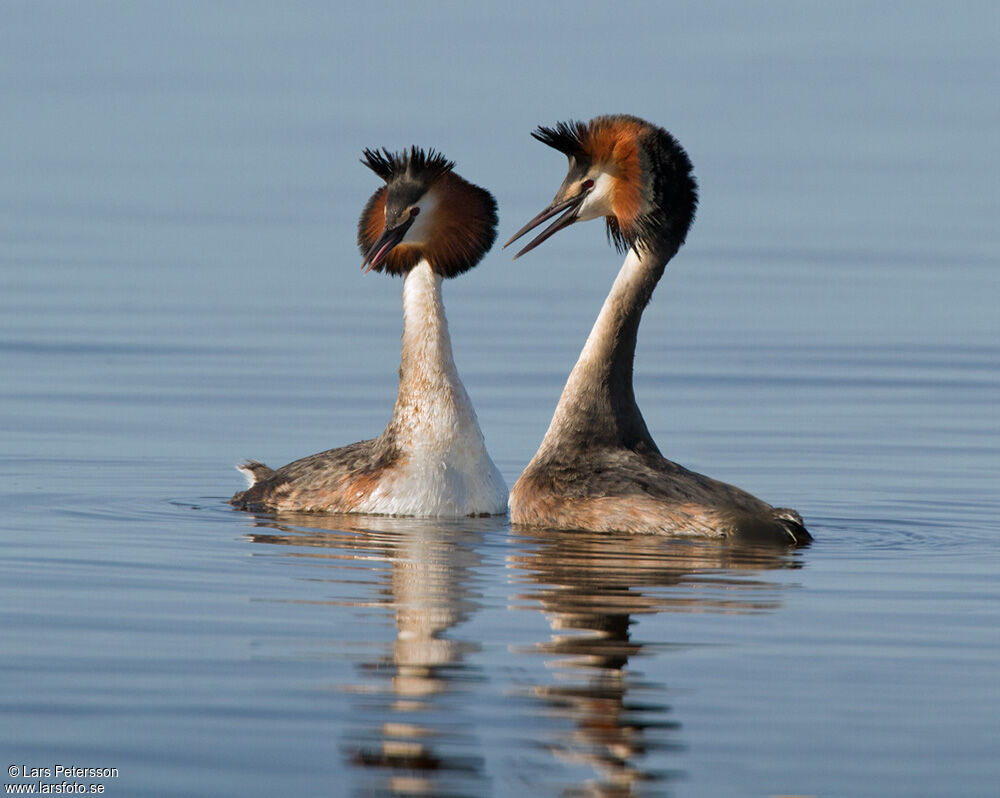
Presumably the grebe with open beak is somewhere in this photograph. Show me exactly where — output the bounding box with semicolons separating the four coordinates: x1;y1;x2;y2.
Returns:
506;115;809;544
232;147;507;517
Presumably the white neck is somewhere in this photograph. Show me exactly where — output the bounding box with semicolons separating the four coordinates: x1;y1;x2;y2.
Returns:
390;260;471;444
538;246;668;455
362;260;507;517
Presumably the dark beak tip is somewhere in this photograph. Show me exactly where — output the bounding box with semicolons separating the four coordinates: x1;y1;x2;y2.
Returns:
362;217;414;274
505;188;590;260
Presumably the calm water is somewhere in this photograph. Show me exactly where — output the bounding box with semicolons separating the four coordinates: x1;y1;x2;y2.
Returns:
2;3;998;796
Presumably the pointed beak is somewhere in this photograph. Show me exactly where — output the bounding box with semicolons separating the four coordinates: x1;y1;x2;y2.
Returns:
362;217;415;273
504;186;592;260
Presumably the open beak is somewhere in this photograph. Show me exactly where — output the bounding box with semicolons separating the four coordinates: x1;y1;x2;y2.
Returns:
504;186;592;260
362;217;415;273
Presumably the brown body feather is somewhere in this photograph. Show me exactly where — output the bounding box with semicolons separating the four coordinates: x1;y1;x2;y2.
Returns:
232;437;404;513
512;448;807;543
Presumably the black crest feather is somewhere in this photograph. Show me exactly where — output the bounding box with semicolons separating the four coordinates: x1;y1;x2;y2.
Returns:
361;146;455;183
531;121;589;161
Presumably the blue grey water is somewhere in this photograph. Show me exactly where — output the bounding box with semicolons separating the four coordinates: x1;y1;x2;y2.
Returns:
2;2;998;796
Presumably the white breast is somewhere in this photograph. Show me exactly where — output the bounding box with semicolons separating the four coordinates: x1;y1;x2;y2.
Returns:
355;260;507;517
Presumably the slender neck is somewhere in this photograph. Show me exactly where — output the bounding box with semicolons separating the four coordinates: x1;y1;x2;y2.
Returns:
387;260;473;445
541;245;673;454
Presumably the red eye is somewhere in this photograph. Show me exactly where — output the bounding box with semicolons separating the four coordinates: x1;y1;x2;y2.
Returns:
582;179;594;190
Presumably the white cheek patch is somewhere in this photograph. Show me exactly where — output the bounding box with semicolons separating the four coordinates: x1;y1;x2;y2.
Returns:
576;172;614;222
402;191;441;245
577;171;616;222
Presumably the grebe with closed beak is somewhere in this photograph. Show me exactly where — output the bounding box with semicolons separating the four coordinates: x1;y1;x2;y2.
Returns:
506;115;809;544
231;147;507;517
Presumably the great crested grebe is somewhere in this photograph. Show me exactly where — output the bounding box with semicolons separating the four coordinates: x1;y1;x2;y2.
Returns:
231;147;507;517
506;115;809;544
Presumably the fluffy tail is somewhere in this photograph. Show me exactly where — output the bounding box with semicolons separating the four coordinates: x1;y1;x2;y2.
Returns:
236;460;275;488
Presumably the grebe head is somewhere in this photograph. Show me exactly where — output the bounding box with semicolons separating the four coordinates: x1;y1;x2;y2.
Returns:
358;146;498;278
505;114;698;259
